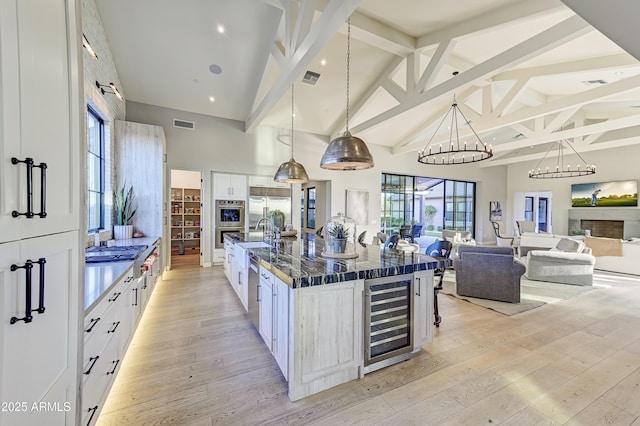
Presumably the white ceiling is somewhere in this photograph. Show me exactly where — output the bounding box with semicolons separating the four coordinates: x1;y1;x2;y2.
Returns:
94;0;640;167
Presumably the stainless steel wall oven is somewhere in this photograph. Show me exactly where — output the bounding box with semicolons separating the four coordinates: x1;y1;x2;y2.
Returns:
215;200;245;248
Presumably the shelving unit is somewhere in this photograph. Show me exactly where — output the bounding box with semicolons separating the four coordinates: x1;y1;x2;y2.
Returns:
171;187;201;254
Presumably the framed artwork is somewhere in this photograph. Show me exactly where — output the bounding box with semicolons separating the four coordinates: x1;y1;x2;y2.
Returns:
571;180;638;207
489;201;502;221
346;189;369;226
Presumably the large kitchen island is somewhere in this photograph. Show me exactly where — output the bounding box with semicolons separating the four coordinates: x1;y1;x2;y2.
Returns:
223;232;443;401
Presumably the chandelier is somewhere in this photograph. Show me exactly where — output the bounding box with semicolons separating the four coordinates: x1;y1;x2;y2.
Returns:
528;138;596;179
417;90;492;165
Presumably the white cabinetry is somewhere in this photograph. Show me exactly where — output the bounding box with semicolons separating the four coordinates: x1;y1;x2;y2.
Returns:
0;232;79;426
0;0;80;424
258;266;274;351
273;278;289;380
412;270;434;349
82;268;134;426
0;0;80;244
248;175;289;189
214;173;246;199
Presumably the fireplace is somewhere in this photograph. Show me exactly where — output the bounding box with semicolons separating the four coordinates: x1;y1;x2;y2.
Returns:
568;208;640;239
580;220;624;239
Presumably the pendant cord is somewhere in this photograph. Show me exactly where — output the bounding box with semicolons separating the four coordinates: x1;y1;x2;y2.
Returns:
291;85;294;158
346;17;350;132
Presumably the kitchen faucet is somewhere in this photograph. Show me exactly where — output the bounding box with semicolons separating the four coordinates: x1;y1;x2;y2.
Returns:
255;217;279;243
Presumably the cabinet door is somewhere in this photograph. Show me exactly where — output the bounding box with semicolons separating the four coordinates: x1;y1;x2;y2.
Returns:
213;173;231;198
230;175;247;198
258;278;273;350
413;271;434;349
274;279;289;380
0;231;79;426
2;0;80;242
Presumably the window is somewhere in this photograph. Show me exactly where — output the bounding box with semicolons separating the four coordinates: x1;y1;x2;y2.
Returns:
300;188;305;228
306;187;316;229
87;107;105;232
524;196;534;221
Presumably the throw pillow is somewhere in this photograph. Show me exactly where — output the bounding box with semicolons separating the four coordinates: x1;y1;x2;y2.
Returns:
555;238;583;253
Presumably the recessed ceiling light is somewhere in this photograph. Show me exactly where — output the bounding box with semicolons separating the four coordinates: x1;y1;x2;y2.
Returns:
209;64;222;75
320;58;327;66
209;96;215;102
217;24;225;34
615;71;624;75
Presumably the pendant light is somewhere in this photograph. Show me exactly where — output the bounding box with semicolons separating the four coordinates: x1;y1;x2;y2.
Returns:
274;85;309;183
320;17;374;171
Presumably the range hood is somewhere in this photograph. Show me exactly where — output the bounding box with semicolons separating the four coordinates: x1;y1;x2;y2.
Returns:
249;186;291;197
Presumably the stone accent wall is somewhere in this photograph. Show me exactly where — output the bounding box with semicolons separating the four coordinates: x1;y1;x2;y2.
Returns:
569;208;640;239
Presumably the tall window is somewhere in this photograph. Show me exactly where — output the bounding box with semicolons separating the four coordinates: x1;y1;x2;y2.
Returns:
524;196;534;221
87;107;105;232
380;174;414;234
306;187;316;229
300;188;305;228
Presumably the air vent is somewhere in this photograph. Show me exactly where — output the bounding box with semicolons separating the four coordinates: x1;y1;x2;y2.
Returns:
513;133;524;139
302;70;321;85
582;79;608;86
173;119;195;130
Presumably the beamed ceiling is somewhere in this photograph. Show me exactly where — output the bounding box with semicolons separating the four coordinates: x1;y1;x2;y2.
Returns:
94;0;640;168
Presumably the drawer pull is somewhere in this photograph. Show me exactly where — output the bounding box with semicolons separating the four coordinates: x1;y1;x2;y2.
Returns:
9;258;46;324
107;321;120;334
132;288;138;306
86;405;98;426
106;359;120;375
85;317;101;333
84;356;100;375
108;292;121;302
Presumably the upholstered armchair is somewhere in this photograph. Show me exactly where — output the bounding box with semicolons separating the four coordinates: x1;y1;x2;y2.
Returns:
453;245;526;303
491;221;520;254
516;220;536;235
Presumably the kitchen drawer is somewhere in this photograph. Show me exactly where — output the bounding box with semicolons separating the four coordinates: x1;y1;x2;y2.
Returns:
84;269;133;344
213;249;225;263
82;308;125;384
259;266;274;286
82;335;122;425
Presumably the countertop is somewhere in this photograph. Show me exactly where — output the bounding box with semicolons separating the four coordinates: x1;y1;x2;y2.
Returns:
226;232;446;288
84;236;160;312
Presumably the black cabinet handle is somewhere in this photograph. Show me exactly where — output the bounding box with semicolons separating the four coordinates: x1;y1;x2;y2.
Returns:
86;406;98;426
416;277;421;297
35;258;46;313
85;317;101;333
9;260;34;324
108;292;121;302
84;356;99;375
132;288;138;306
11;157;34;218
36;162;47;218
11;158;46;218
257;284;261;302
107;321;120;334
106;359;120;375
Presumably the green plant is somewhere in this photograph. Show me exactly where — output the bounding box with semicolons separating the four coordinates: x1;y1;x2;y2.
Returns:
327;223;350;239
424;205;437;225
267;209;285;229
114;184;136;225
427;224;435;231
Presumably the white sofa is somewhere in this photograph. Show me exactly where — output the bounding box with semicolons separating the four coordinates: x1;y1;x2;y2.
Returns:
519;232;583;256
588;237;640;276
524;237;596;286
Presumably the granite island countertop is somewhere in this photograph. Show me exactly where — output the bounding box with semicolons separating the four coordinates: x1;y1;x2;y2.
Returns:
226;232;447;288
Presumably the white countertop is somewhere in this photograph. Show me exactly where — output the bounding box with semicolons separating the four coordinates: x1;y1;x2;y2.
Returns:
84;236;160;312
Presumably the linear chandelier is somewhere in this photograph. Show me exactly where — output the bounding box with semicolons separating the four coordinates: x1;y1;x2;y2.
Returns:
417;92;492;166
528;138;596;179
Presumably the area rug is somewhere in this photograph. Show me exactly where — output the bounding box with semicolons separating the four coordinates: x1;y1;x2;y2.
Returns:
439;271;603;316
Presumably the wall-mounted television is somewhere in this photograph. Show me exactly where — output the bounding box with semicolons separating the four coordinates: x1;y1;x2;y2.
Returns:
571;180;638;207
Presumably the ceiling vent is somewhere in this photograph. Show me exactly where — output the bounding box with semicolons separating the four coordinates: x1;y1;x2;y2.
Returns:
582;79;608;86
513;133;524;139
173;119;195;130
302;70;321;85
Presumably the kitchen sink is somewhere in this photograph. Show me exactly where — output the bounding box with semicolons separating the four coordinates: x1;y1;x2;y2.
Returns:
236;242;270;249
85;244;148;263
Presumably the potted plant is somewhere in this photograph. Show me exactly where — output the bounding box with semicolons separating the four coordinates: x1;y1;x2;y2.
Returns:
113;184;136;239
328;223;350;253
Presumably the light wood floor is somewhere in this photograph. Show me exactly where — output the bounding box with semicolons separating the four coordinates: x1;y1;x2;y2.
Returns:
98;267;640;425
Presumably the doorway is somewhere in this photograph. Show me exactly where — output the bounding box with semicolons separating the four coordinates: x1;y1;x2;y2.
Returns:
538;197;548;232
170;170;202;267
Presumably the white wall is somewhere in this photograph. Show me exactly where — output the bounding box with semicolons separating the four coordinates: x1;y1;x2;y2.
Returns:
506;144;640;236
126;100;510;253
171;169;201;189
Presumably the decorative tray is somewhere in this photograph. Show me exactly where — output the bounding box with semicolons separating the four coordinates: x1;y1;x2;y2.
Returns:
320;251;359;259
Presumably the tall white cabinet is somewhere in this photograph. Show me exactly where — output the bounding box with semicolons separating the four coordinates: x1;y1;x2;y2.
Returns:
0;0;81;424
